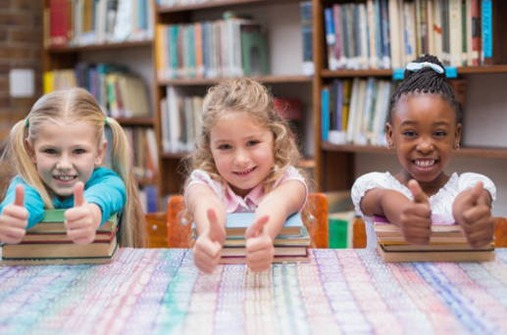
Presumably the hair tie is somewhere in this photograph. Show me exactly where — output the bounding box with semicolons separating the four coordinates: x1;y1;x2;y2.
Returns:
24;118;29;128
104;117;109;126
406;61;445;74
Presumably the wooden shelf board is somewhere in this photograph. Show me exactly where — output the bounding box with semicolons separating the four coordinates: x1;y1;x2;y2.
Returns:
116;117;155;127
158;0;298;13
321;143;507;159
46;40;152;53
321;65;507;78
158;74;312;86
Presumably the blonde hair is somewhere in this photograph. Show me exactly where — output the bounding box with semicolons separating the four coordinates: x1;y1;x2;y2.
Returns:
3;88;146;247
185;77;302;192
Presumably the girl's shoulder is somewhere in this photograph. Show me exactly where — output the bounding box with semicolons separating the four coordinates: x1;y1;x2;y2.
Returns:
352;171;400;188
185;169;224;195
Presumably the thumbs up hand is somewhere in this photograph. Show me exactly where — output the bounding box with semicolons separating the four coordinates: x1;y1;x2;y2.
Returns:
399;179;432;245
64;182;102;244
193;208;226;273
453;182;494;248
245;215;274;272
0;185;28;244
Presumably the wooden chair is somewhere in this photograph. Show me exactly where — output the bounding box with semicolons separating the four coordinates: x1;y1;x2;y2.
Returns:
166;193;330;248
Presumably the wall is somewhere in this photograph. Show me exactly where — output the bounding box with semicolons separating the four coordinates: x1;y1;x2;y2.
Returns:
0;0;42;192
0;0;43;140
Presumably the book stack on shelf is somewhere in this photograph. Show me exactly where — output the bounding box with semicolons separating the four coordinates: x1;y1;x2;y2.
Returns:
193;212;311;264
374;216;495;263
1;209;119;265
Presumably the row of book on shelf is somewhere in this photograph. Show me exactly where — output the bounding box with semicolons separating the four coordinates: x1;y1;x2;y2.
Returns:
43;63;151;120
161;87;305;154
322;77;467;146
156;13;269;80
323;0;507;70
47;0;154;47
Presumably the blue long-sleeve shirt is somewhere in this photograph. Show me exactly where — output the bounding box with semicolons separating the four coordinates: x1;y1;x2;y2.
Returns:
0;167;126;229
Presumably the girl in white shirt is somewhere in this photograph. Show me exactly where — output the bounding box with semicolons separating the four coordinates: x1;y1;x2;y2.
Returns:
352;55;496;249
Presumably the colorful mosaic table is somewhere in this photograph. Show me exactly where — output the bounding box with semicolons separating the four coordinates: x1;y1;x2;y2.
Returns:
1;248;507;334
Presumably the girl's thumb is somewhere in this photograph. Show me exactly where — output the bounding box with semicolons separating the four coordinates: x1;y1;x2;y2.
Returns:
245;215;269;239
74;182;85;207
14;184;24;206
408;179;428;204
207;209;224;243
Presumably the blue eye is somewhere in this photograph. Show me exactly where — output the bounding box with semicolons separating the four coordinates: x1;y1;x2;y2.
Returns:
247;140;260;147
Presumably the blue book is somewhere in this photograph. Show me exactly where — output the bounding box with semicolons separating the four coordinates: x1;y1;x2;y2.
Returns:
226;212;304;237
321;87;330;141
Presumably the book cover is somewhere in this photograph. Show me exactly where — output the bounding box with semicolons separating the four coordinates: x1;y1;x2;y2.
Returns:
225;212;304;237
377;244;495;263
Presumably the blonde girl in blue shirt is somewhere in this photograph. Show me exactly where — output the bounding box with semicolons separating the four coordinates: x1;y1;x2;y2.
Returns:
0;88;146;247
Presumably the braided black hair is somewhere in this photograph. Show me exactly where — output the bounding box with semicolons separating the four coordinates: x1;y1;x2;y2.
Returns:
388;54;463;123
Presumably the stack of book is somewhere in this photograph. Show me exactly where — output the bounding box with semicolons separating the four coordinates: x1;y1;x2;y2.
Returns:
193;212;310;264
374;216;495;262
1;209;119;265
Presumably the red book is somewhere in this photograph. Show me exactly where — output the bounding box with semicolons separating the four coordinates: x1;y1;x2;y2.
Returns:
49;0;72;46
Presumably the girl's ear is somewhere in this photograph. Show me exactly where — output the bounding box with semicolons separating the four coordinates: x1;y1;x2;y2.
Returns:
454;123;462;149
385;122;394;148
25;139;36;163
95;140;108;166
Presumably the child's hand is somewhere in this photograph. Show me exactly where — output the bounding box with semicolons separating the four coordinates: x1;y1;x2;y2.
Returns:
0;185;28;244
65;182;102;244
399;180;432;245
193;209;225;273
245;215;274;272
454;182;494;248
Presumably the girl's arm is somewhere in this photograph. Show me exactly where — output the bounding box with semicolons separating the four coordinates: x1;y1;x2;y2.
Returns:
360;181;432;245
185;183;226;236
254;180;306;240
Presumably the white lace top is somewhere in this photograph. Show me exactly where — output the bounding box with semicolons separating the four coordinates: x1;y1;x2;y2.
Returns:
351;172;496;248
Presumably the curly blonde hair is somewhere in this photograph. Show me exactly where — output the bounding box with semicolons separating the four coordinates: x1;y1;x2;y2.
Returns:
3;88;146;247
185;77;302;193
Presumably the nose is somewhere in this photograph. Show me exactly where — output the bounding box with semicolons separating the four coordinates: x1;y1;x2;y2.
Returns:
56;154;72;170
234;148;250;166
416;136;434;153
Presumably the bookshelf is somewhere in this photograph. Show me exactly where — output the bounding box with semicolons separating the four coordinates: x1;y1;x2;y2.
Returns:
154;0;315;196
42;0;159;207
313;0;507;216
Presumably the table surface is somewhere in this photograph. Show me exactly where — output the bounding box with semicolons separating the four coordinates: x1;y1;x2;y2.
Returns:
1;248;507;335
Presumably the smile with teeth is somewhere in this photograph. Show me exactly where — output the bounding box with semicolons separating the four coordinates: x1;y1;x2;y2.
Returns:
53;175;77;182
413;159;437;167
234;167;256;176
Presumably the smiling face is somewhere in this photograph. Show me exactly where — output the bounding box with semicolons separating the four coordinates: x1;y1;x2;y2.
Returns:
28;120;106;197
387;94;461;194
210;112;274;197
